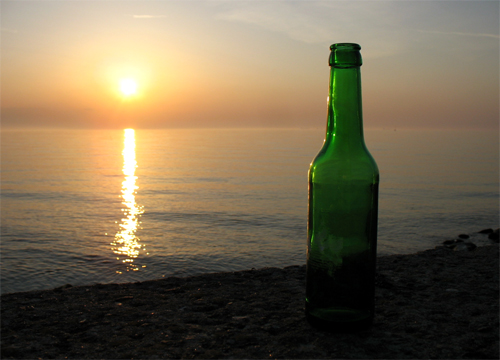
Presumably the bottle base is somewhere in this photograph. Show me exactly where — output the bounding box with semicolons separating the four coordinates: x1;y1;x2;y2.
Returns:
305;308;373;333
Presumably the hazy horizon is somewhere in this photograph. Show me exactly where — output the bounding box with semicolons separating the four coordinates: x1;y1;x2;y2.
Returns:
2;1;499;130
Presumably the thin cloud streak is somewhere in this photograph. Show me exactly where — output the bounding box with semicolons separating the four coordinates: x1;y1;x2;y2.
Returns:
215;3;329;44
214;1;403;44
214;2;409;58
418;29;500;39
133;15;167;19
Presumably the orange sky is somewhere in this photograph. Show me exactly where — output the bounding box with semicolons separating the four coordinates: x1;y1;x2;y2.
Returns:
2;1;499;129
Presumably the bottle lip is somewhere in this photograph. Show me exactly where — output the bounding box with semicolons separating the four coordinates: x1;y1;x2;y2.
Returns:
329;43;362;68
330;43;361;51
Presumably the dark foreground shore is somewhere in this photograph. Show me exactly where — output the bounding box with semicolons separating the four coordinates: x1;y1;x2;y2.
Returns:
2;244;499;359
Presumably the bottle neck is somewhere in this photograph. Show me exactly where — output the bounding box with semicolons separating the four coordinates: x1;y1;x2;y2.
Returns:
325;66;364;147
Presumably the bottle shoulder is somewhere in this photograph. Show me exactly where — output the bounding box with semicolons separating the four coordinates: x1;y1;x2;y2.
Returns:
309;143;379;181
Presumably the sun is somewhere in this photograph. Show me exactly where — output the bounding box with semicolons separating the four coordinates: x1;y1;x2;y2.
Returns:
120;79;137;97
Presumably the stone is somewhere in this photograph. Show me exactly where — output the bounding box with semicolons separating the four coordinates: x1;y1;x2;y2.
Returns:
478;228;493;234
453;243;469;251
453;242;477;251
465;242;477;250
488;229;499;242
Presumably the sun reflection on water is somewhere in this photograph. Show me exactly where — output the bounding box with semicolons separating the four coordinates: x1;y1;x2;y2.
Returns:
111;128;145;272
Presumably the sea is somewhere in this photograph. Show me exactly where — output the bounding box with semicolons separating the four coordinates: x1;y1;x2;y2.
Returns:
1;128;498;294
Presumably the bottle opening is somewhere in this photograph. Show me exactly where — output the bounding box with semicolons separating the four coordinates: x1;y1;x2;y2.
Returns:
330;43;361;51
329;43;362;68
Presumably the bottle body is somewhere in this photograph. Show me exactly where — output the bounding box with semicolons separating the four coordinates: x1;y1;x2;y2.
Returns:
305;43;379;332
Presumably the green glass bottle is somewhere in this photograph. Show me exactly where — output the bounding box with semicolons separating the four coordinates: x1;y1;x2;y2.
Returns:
305;43;379;332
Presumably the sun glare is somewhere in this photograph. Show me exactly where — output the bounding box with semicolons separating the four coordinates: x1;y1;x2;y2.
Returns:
120;79;137;96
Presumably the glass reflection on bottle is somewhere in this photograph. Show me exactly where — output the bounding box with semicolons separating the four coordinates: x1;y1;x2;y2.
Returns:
111;128;145;272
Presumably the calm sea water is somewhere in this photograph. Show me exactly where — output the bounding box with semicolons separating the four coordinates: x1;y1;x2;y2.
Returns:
1;128;498;294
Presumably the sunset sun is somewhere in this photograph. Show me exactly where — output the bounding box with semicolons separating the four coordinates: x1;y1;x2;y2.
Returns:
120;79;137;97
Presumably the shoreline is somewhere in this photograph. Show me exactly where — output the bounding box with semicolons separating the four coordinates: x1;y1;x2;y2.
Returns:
2;243;498;359
3;228;498;296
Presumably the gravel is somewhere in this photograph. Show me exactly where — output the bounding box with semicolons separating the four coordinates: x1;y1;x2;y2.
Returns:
1;244;498;359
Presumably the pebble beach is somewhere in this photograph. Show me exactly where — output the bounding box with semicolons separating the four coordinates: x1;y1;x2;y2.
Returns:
1;230;499;359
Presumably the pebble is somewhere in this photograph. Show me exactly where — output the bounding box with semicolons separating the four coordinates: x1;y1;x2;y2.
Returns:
453;242;477;251
442;239;476;251
488;229;499;242
478;229;493;234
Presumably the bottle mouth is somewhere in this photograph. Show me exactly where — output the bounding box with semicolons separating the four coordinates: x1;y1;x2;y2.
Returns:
329;43;362;68
330;43;361;51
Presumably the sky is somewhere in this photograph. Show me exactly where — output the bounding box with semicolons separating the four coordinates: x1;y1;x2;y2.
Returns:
1;0;499;130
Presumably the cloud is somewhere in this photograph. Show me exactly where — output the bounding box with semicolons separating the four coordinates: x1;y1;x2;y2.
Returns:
417;29;500;39
214;2;407;57
133;15;167;19
215;2;333;44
